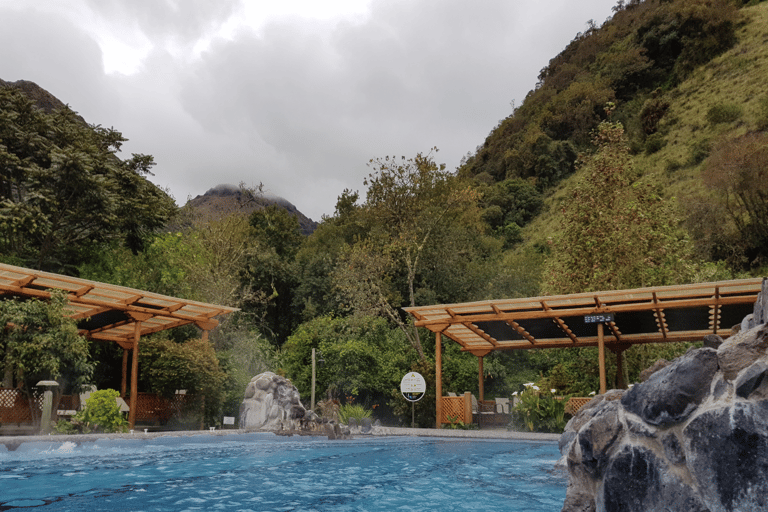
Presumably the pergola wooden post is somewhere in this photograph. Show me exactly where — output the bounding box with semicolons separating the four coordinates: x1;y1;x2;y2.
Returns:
478;355;484;402
129;321;140;429
435;332;442;429
121;349;128;397
597;322;607;394
127;312;151;429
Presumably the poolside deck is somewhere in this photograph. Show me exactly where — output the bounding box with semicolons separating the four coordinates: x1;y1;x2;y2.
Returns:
0;427;560;451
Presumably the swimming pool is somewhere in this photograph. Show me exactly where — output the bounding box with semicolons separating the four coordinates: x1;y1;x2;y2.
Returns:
0;433;565;511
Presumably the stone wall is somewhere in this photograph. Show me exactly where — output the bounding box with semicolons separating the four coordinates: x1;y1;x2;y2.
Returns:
560;278;768;512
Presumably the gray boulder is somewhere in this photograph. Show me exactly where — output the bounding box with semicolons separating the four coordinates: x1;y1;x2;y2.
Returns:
560;285;768;512
239;372;307;431
621;348;718;426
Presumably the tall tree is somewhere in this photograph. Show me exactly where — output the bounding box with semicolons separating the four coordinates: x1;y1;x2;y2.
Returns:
240;204;304;345
0;86;176;273
0;291;93;407
701;132;768;270
544;113;692;294
333;149;489;360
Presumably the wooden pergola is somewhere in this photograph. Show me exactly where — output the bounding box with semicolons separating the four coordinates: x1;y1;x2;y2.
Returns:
0;262;238;428
404;277;765;428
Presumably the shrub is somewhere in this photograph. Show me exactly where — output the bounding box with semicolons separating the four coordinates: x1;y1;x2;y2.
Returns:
757;96;768;131
645;132;667;154
688;139;711;166
510;386;569;433
339;403;371;424
66;389;128;434
706;103;743;124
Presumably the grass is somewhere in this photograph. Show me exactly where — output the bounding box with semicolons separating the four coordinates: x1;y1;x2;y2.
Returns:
515;2;768;276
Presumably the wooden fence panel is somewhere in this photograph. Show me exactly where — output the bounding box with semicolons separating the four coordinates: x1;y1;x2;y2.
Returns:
0;388;42;424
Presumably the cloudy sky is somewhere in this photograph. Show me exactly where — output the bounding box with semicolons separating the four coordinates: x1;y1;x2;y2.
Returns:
1;0;618;221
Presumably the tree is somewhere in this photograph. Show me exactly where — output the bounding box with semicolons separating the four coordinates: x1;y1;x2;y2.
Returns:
82;212;252;308
544;114;692;294
0;291;93;421
0;86;176;273
240;205;304;345
702;132;768;270
542;113;695;392
333;149;488;360
139;335;228;428
281;315;412;420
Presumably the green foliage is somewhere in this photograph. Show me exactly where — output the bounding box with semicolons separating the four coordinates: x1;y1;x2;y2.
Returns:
644;132;667;154
241;205;304;345
339;403;372;424
281;315;412;419
757;96;768;131
332;149;494;359
53;418;79;434
0;291;93;398
442;416;478;430
459;0;739;189
700;132;768;269
0;86;176;273
82;212;252;307
640;93;670;135
139;336;228;427
544;118;693;294
479;177;543;248
72;389;128;433
511;386;569;433
706;103;743;124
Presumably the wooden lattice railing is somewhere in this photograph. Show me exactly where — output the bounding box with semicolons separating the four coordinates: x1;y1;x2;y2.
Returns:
441;396;468;424
134;393;193;424
1;388;193;426
0;388;43;424
565;397;594;415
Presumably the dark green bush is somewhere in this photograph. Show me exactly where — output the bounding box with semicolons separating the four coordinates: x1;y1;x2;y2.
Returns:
645;132;667;154
756;96;768;131
706;103;743;124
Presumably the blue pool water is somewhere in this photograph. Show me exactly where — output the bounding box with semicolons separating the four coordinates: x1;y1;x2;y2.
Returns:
0;433;565;511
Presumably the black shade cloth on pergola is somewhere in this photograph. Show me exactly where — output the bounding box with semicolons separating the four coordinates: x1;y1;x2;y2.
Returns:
0;262;238;428
403;277;765;428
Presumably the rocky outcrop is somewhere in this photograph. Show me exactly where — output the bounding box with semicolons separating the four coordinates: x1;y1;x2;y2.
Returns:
560;278;768;512
239;372;307;431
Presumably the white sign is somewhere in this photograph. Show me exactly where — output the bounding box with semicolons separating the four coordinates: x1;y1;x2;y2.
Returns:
223;416;235;425
400;372;426;402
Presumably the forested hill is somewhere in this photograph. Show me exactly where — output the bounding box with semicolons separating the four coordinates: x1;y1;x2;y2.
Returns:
187;185;318;236
458;0;768;275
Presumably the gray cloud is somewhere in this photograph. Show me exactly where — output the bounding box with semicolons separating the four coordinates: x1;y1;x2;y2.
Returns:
1;0;618;220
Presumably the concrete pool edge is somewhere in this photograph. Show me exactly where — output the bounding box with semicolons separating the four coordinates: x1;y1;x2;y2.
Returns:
1;427;560;450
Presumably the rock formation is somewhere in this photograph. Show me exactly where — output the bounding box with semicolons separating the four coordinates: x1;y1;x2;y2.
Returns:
239;372;307;431
560;278;768;512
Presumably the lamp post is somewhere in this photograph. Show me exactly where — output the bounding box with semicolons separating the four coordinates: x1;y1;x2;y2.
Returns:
36;380;59;435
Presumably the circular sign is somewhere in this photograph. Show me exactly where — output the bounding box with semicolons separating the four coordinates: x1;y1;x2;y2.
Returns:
400;372;426;402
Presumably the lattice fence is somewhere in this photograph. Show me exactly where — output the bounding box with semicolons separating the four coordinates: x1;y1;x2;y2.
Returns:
441;396;467;424
0;388;42;424
134;393;193;424
565;397;594;415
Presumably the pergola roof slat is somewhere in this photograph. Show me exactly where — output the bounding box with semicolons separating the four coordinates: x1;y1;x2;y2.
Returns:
0;263;238;346
405;278;764;353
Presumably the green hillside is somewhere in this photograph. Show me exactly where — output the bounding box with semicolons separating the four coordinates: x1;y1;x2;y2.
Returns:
460;0;768;291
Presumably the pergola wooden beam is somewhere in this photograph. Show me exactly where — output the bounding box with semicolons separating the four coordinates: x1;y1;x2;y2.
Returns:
0;263;238;429
404;277;766;429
